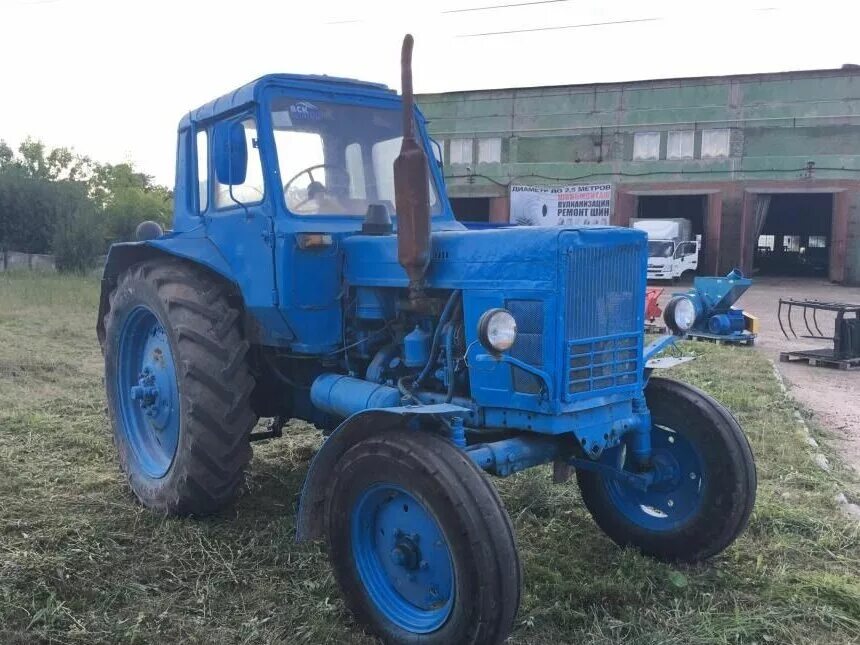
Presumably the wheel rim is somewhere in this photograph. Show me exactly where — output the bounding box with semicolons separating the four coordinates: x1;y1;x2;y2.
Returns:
115;306;180;479
604;424;705;532
350;483;455;633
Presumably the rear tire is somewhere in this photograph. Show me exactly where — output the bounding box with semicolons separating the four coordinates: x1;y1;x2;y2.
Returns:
103;259;257;515
326;429;521;644
577;377;756;562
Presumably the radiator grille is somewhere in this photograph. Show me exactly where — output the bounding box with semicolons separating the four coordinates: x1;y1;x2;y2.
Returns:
563;243;644;401
507;299;543;394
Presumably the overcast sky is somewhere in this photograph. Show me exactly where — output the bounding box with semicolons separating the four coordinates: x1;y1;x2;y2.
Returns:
2;0;858;185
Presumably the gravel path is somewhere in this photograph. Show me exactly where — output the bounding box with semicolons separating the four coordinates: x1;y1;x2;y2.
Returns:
656;276;860;474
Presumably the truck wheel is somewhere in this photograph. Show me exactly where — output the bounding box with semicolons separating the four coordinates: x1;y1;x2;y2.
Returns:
577;377;756;562
326;429;520;644
103;259;257;515
680;269;696;284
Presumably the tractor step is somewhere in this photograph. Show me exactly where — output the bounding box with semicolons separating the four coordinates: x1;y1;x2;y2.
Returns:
685;331;757;347
779;348;860;371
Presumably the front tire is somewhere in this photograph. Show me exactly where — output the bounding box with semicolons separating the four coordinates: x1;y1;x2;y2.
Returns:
326;429;521;644
577;377;756;562
103;259;257;515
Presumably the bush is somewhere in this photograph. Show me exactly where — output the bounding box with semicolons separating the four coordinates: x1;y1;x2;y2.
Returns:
51;185;104;273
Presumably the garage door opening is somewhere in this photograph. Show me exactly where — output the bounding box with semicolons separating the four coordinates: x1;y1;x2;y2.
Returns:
753;193;833;277
636;194;707;275
450;197;490;224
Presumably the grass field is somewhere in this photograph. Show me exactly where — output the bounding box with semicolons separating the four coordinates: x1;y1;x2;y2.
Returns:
1;271;859;644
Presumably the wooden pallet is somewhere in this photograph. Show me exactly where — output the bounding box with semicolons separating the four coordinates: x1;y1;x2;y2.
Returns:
779;348;860;370
685;331;757;346
644;322;668;334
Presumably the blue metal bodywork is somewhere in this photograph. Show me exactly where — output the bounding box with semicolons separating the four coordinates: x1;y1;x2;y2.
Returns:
102;72;686;546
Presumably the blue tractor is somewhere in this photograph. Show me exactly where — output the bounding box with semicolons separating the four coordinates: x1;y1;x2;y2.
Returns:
98;36;756;644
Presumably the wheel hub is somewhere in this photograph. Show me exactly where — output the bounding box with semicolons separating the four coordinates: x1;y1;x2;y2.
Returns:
351;484;455;632
128;326;175;431
389;534;421;570
604;425;705;531
116;306;181;479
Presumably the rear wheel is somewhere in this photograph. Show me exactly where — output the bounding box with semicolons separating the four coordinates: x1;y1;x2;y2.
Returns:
103;259;257;515
577;377;756;562
326;429;521;644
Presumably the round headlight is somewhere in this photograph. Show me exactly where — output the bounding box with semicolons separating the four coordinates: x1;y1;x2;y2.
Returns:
478;308;518;353
664;296;697;334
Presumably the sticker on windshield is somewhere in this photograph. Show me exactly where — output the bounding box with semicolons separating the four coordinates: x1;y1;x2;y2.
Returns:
289;101;322;122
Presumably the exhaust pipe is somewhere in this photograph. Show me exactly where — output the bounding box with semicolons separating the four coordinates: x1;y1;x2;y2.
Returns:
394;34;432;302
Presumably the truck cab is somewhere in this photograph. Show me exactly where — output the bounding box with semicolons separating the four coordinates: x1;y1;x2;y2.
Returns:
632;218;700;281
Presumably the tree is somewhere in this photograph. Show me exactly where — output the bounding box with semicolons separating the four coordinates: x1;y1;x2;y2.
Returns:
88;162;153;208
52;197;104;273
102;186;172;244
0;140;13;171
0;136;173;270
0;173;61;254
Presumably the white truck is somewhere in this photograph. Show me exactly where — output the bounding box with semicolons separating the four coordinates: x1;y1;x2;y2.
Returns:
631;218;700;282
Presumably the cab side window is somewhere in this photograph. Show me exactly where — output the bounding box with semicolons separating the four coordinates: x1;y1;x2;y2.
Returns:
214;118;265;209
195;129;209;213
675;241;697;258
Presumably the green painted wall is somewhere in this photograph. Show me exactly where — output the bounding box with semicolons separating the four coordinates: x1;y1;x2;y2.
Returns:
417;68;860;283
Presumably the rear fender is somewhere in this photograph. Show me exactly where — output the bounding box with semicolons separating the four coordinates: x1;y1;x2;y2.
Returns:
296;403;469;542
97;238;237;348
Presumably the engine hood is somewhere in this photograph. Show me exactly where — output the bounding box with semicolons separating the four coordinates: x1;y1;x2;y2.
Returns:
343;226;646;291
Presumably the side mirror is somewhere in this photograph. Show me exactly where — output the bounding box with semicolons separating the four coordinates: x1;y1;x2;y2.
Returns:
212;121;248;185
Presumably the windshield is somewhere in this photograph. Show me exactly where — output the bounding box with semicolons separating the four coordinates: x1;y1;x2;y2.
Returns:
648;240;675;258
270;96;441;217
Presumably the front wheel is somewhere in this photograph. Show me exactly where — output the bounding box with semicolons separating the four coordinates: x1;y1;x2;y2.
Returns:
326;429;521;644
577;377;756;562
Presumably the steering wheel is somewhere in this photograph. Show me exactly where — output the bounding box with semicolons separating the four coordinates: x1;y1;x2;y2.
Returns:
283;164;344;212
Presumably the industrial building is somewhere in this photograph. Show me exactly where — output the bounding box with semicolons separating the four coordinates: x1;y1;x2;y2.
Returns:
417;67;860;284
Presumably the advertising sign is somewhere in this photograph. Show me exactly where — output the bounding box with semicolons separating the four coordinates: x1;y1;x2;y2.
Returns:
510;184;612;227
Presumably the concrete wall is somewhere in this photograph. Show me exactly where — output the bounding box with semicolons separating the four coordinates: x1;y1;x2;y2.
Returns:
0;251;56;272
418;68;860;283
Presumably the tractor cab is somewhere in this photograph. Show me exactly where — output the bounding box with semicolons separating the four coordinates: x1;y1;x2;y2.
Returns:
174;74;458;233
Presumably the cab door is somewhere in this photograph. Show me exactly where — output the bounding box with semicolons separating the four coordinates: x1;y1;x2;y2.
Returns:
673;241;699;277
200;115;286;342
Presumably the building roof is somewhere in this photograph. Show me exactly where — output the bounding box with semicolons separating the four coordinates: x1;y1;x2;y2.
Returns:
178;73;395;129
417;67;860;101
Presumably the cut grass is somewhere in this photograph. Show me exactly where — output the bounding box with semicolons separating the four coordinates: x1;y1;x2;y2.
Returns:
0;271;858;644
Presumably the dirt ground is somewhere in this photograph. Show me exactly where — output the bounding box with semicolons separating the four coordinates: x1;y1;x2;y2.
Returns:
657;276;860;473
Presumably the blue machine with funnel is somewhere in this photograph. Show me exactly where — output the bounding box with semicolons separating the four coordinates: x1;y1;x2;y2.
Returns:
663;269;757;344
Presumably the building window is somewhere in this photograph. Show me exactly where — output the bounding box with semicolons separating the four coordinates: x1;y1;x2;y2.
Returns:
808;235;827;248
477;137;502;163
633;132;660;160
701;129;730;158
784;235;801;252
449;138;473;164
758;235;775;251
667;131;694;160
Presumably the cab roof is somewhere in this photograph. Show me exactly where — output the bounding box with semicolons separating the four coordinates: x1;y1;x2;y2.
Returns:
178;73;396;130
